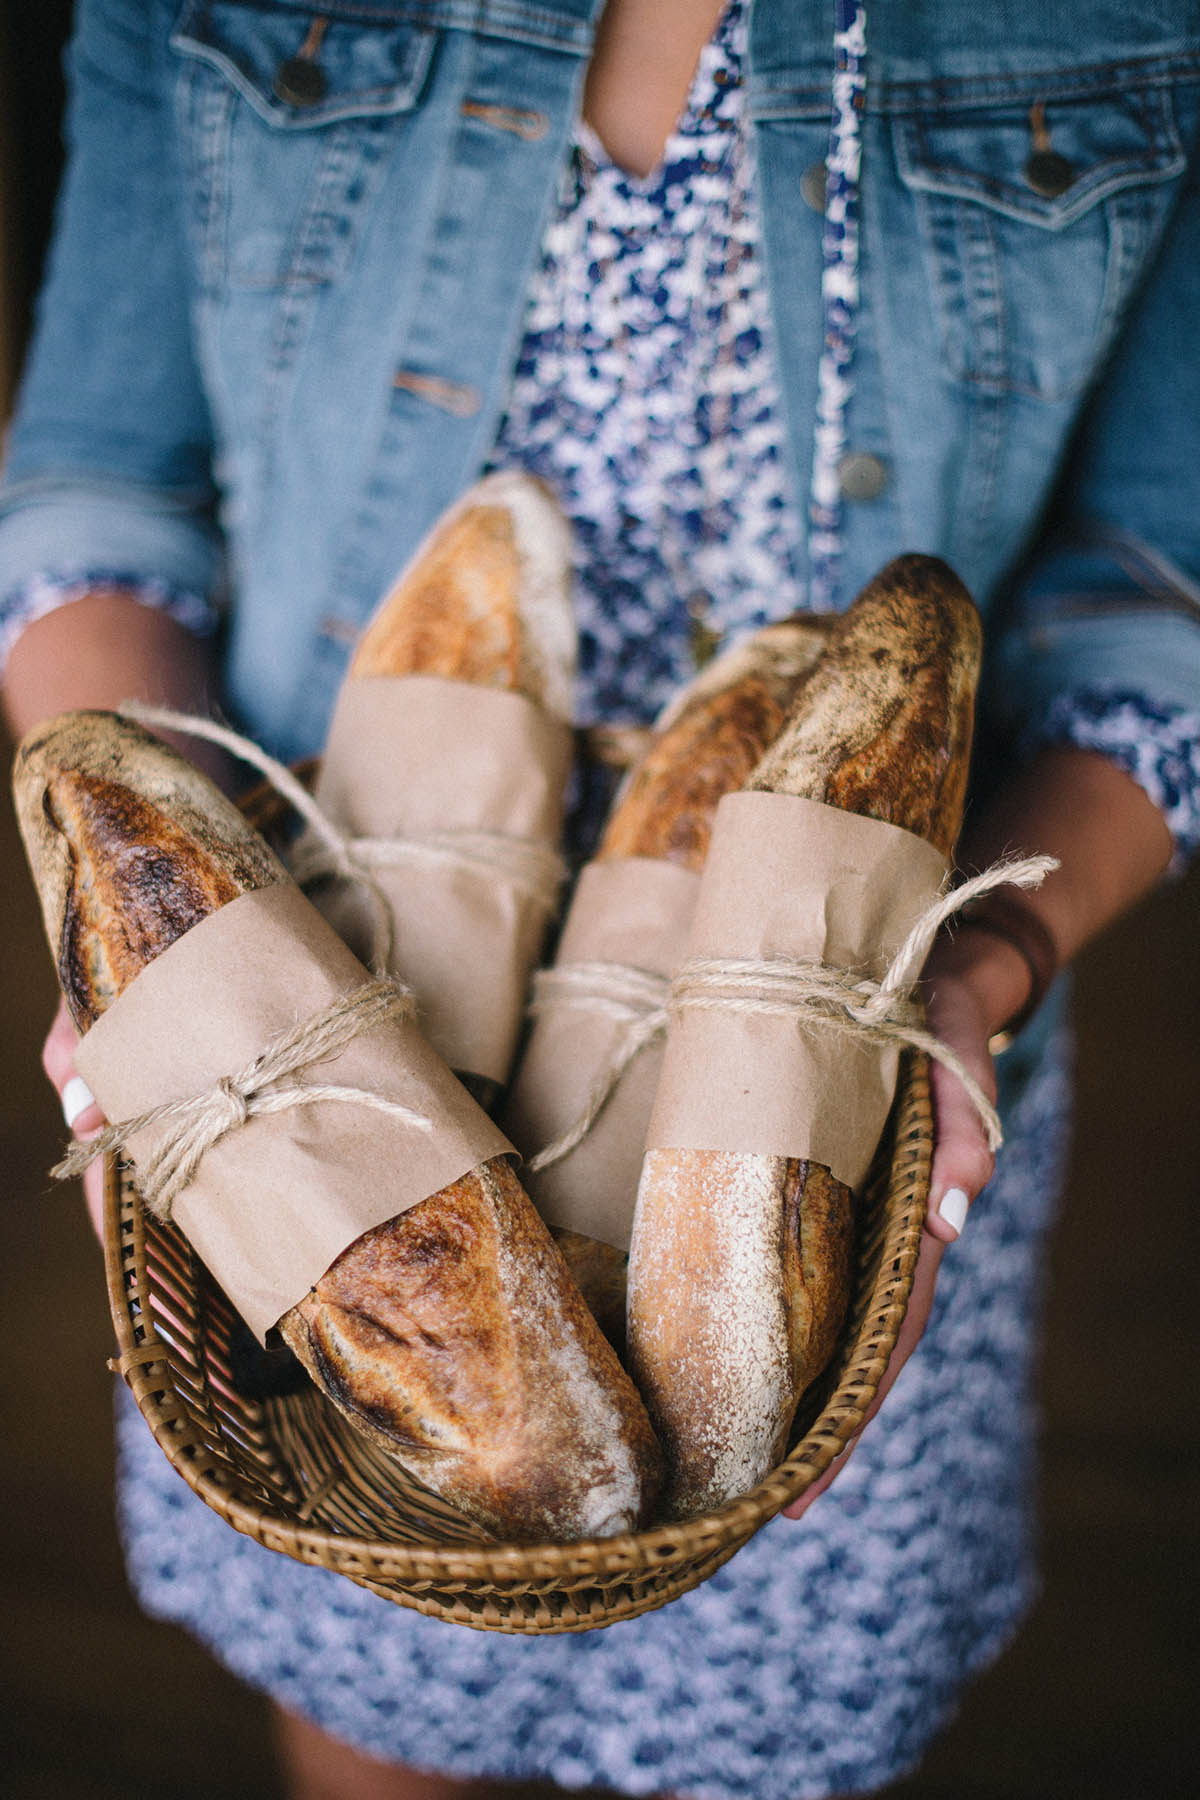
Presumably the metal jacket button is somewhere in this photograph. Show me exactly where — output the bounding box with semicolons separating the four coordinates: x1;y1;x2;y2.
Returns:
837;452;888;502
800;161;827;213
1024;148;1075;198
273;56;328;108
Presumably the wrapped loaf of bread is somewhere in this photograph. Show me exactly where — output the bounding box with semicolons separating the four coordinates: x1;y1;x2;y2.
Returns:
626;554;982;1517
304;470;575;1112
14;710;662;1542
508;617;833;1347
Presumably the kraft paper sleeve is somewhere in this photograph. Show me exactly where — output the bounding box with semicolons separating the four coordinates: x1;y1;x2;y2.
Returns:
308;676;573;1086
645;792;948;1192
506;857;702;1252
74;883;513;1341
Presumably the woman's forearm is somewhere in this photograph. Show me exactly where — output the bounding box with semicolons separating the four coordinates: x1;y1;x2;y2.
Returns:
2;589;231;787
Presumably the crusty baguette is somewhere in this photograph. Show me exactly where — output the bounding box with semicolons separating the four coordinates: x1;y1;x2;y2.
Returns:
627;555;982;1517
14;709;661;1542
547;617;834;1345
348;469;575;720
316;469;575;1110
597;616;835;865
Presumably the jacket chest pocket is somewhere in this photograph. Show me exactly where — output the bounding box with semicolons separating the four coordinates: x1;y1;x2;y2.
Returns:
170;1;436;292
893;85;1185;403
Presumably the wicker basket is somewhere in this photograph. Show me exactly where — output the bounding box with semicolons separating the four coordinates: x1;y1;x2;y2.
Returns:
102;773;932;1634
103;1056;929;1634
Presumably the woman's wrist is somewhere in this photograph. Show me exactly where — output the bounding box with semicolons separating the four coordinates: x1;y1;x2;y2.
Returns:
923;922;1035;1044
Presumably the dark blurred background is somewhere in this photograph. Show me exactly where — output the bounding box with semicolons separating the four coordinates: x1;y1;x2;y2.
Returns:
1;8;1197;1797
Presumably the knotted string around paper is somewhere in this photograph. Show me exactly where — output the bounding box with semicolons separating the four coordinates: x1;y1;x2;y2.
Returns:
526;853;1058;1173
122;702;567;978
53;978;432;1220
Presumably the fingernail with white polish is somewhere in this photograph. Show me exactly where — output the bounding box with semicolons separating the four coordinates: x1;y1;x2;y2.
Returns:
62;1075;97;1131
937;1186;970;1236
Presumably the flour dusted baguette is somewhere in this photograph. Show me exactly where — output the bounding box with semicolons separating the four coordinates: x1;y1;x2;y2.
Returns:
541;617;834;1344
310;470;575;1111
627;555;982;1517
15;710;662;1542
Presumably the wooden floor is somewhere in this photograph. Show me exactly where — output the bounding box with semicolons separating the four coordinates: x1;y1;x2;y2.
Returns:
1;770;1197;1800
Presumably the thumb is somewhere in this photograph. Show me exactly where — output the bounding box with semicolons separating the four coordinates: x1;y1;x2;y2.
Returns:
43;999;105;1136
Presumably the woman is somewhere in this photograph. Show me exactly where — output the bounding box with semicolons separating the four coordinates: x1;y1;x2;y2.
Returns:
3;2;1198;1796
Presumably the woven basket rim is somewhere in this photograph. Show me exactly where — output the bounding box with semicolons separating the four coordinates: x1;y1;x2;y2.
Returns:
104;1054;929;1597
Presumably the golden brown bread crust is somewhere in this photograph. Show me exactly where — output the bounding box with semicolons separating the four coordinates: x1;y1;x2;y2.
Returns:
747;554;981;856
550;1227;629;1351
628;556;982;1517
629;1149;855;1503
598;616;833;866
352;504;526;687
15;710;661;1540
550;619;833;1342
14;711;286;1031
279;1158;660;1541
347;470;575;723
327;470;575;1113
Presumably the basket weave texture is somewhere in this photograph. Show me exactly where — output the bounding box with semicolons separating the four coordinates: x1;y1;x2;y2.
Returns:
104;1058;929;1634
103;776;932;1634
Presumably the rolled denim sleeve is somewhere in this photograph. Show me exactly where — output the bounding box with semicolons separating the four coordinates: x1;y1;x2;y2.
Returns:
0;0;220;640
984;128;1200;856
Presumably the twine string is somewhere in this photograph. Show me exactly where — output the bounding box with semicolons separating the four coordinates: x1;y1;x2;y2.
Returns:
526;853;1058;1172
53;978;433;1220
288;828;566;915
122;702;567;977
525;964;671;1173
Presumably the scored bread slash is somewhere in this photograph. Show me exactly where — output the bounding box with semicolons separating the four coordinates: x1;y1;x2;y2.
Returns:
348;469;576;718
626;555;983;1518
13;709;662;1543
506;615;834;1347
306;471;576;1110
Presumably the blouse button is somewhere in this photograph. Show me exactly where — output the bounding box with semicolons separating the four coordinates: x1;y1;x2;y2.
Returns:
273;56;328;108
1024;148;1074;199
837;452;889;502
800;162;827;212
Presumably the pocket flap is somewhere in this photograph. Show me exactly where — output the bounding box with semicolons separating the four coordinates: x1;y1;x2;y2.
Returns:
171;1;436;129
894;87;1184;229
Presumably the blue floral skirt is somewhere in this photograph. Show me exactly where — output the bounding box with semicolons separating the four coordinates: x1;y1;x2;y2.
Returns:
116;1031;1069;1800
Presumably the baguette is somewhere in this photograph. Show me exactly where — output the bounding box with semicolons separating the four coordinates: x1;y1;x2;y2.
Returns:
311;470;575;1111
348;469;575;717
544;617;834;1345
15;710;662;1542
626;555;982;1517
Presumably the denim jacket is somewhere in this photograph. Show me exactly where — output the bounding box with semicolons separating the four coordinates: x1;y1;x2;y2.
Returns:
2;0;1199;771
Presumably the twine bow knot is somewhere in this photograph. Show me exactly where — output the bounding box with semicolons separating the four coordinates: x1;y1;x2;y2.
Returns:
54;978;434;1220
212;1074;250;1134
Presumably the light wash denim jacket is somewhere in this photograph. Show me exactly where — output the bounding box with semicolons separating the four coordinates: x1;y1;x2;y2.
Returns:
2;0;1199;776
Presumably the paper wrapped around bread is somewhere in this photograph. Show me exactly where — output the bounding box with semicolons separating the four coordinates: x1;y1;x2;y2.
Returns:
14;710;662;1542
626;555;982;1517
506;617;834;1347
305;470;576;1109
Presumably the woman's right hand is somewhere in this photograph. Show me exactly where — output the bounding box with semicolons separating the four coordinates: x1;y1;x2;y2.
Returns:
42;998;106;1242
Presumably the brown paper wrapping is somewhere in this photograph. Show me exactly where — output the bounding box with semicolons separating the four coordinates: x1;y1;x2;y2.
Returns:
506;857;702;1252
646;792;948;1191
309;676;573;1085
74;883;512;1340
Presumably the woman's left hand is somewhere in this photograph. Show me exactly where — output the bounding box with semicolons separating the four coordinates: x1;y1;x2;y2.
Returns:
783;928;1015;1519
